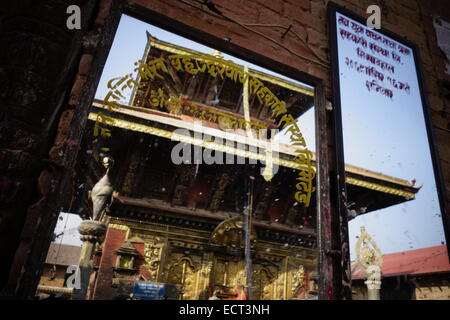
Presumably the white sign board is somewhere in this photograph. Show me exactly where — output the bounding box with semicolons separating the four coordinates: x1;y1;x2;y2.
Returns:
331;6;448;256
336;13;414;105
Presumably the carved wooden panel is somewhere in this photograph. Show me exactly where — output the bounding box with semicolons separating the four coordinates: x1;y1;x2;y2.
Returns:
143;238;165;282
254;182;273;220
209;173;231;211
165;254;201;300
253;265;278;300
115;220;314;300
211;257;246;288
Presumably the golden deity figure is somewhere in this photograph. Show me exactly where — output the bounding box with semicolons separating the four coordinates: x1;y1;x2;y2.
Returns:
355;226;383;299
355;226;383;268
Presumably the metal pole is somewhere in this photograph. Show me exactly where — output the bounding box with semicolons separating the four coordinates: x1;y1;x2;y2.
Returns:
245;176;254;299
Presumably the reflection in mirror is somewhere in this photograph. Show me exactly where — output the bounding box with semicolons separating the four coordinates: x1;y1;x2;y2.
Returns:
39;14;320;300
334;12;447;299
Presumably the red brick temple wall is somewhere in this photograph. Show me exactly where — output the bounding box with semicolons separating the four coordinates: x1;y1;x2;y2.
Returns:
92;227;127;299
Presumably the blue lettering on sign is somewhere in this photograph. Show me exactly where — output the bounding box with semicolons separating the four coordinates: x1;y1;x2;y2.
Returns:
132;282;166;300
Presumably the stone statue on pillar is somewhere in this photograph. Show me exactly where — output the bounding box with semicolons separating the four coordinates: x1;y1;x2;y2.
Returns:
355;226;383;300
89;156;114;221
73;157;115;299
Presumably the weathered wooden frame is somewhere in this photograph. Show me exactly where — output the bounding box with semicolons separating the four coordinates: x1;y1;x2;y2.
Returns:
23;0;341;300
328;1;450;298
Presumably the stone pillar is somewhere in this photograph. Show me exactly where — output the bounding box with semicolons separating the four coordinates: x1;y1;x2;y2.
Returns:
355;226;383;300
72;220;106;300
364;265;382;300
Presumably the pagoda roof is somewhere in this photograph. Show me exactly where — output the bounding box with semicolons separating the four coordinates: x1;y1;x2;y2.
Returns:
143;32;314;97
90;101;420;209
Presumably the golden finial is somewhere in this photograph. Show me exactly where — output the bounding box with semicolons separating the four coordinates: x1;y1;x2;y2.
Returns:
355;225;383;268
212;49;224;59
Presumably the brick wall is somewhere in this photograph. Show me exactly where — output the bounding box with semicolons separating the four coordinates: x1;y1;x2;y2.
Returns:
92;227;127;300
419;1;450;199
92;226;152;299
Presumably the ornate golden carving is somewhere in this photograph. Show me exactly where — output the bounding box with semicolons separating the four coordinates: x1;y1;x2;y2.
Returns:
346;177;416;199
356;226;383;268
172;185;186;206
197;252;214;300
355;227;383;297
146;37;314;97
291;265;305;296
166;255;199;300
172;165;195;205
143;238;165;281
211;257;246;289
108;219;317;300
87;112;316;172
108;223;130;232
121;150;142;196
167;96;183;115
210;216;257;248
209;173;231;211
253;264;278;300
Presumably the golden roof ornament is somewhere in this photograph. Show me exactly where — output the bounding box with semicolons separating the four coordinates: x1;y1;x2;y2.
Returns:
212;49;224;59
355;226;383;269
356;226;383;296
261;150;274;182
210;216;257;248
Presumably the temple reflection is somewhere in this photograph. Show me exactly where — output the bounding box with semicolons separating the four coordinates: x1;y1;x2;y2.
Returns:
62;35;420;300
